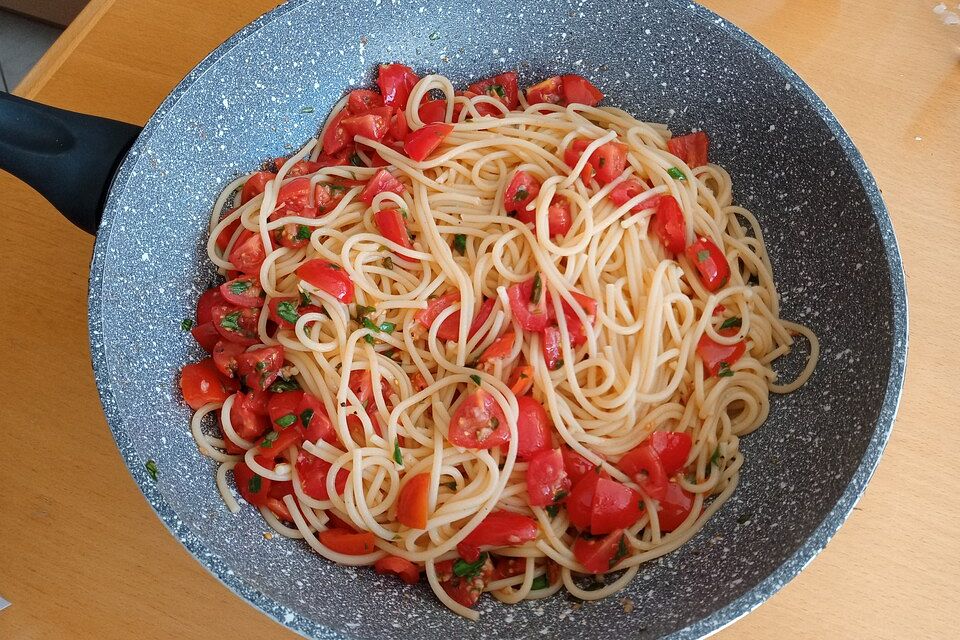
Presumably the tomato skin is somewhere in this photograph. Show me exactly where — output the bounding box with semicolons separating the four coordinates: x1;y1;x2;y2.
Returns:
447;388;510;449
456;510;539;562
190;322;221;353
550;290;598;348
342;112;389;141
590;477;642;534
566;470;601;530
234;462;272;507
477;332;516;366
657;483;697;532
546;198;573;237
435;297;495;342
235;345;285;392
651;196;687;255
507;364;534;396
212;340;245;378
241;171;275;204
389;107;409;141
514;395;551;461
322;108;352;156
359;169;406;205
377;63;420;110
505;171;541;217
228;230;266;276
211;305;260;346
541;325;563;371
278;159;324;177
374;209;415;257
608;178;661;212
296;259;355;304
467;72;520;109
526;448;571;507
298;393;335;443
696;327;746;377
414;291;459;329
347;89;384;114
229;390;271;441
220;276;263;308
295;450;348;500
255;422;304;461
404;123;453;161
667;131;710;169
559;75;604;107
590;141;628;185
563;138;595;184
374;556;420;584
572;529;627;574
562;446;597;484
180;358;237;409
616;442;668;500
493;557;527;580
397;473;431;529
197;287;227;325
418;99;448;124
275;177;316;214
650;432;693;476
435;556;494;608
525;76;564;105
507;276;549;332
685;236;730;292
319;529;377;555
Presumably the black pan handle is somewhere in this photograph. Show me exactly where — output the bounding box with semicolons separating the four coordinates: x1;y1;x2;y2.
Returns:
0;92;142;235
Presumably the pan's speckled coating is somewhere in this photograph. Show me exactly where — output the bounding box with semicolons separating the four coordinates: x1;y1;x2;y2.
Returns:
87;0;907;638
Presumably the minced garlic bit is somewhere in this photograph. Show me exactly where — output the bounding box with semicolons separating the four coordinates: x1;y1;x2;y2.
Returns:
263;532;273;540
621;597;635;613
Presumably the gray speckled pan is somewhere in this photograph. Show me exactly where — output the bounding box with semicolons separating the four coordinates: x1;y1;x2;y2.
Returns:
69;0;908;638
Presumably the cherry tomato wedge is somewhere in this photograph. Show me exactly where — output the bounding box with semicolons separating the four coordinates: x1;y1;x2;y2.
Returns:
526;448;571;507
342;112;390;141
196;287;227;325
616;442;668;500
650;431;693;476
347;89;384;114
374;556;420;584
477;332;516;366
374;209;415;258
211;305;260;346
685;236;729;292
435;297;494;342
240;171;275;205
563;138;595;184
359;169;406;205
667;131;710;169
505;170;541;217
545;197;573;237
190;322;221;353
559;74;604;107
295;450;348;500
467;72;520;109
562;446;598;484
656;483;698;532
377;63;419;110
566;469;601;530
525;76;563;105
229;390;271;441
651;195;687;255
212;340;245;378
319;529;377;555
589;141;628;185
507;275;549;332
235;345;285;391
220;276;263;308
404;123;453;161
540;325;563;370
322;108;352;156
590;476;642;534
228;230;266;276
447;388;509;449
296;259;355;304
414;291;459;329
298;392;335;443
397;473;431;529
234;461;271;507
508;364;535;396
514;395;551;461
435;556;493;608
572;529;628;574
696;327;746;377
418;99;448;124
180;358;237;409
608;178;661;212
456;510;539;562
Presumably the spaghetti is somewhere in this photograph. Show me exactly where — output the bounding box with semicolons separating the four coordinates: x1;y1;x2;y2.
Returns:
178;64;818;619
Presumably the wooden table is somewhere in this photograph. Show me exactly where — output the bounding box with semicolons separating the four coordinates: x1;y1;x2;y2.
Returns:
1;1;957;638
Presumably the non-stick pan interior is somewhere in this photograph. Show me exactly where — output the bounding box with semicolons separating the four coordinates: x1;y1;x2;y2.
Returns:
88;1;906;638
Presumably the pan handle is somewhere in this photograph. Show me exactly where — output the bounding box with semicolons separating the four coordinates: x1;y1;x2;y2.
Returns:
0;92;142;236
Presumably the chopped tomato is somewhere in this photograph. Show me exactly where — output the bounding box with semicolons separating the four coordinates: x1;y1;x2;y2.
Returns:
220;276;263;308
275;177;317;215
617;442;668;500
505;171;541;216
562;446;598;484
397;473;431;529
197;287;227;325
550;290;598;348
404;122;453;161
275;222;312;250
228;230;266;276
411;372;428;392
279;159;323;177
447;388;509;449
572;529;628;574
267;389;305;431
566;469;601;530
374;556;420;584
436;297;495;342
296;259;355;303
696;327;746;377
541;325;563;371
211;305;259;346
651;195;687;255
389;107;409;140
414;291;460;329
345;370;391;439
508;364;534;396
559;74;604;107
667;131;710;169
180;358;237;409
234;461;271;507
298;393;335;443
347;89;384;114
229;390;271;441
342;112;390;141
434;556;493;608
190;322;220;353
590;476;642;534
590;141;628;185
240;171;275;204
493;557;527;580
374;209;415;258
418;99;448;124
563;138;595;184
467;72;520;109
656;483;697;532
526;448;571;507
318;529;377;555
506;275;549;332
212;340;245;378
477;332;516;366
235;345;285;391
295;450;348;500
322;108;352;156
608;178;661;212
525;76;563;105
456;510;539;562
359;169;406;205
545;197;573;237
268;296;304;330
685;236;729;292
514;395;551;461
650;432;693;476
255;422;304;460
377;63;419;110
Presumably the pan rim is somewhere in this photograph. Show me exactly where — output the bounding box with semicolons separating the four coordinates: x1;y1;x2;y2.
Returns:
87;1;908;638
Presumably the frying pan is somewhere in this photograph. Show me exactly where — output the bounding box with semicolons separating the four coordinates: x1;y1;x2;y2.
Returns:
0;0;907;637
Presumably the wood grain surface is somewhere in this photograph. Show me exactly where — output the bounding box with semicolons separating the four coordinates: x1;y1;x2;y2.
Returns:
1;1;957;638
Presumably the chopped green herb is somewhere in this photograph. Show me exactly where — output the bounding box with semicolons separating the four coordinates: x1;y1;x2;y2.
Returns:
531;575;549;590
393;441;404;465
598;156;606;167
383;256;394;269
261;431;279;448
350;153;364;167
327;262;342;270
400;209;409;220
530;272;543;304
718;362;734;378
229;279;251;295
667;167;686;180
697;249;710;262
710;445;721;467
364;335;376;345
356;304;376;319
275;414;297;428
470;374;482;385
269;378;301;392
299;408;314;428
300;291;312;306
553;490;569;503
296;225;312;240
453;552;488;579
255;361;266;372
442;481;457;490
453;233;467;255
489;417;499;428
428;30;440;40
248;474;262;493
489;84;506;98
514;186;529;202
737;512;752;525
180;318;194;331
220;311;241;332
720;316;742;330
610;534;629;568
300;106;315;114
379;322;396;334
552;359;564;371
145;459;158;481
545;504;560;518
328;183;347;194
277;301;300;324
362;317;380;334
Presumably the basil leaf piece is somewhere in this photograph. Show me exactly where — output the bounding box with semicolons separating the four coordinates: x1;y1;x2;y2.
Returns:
145;459;159;481
531;575;549;590
275;414;297;428
470;374;481;385
453;552;488;579
393;441;404;465
719;316;742;330
180;318;194;331
667;167;686;180
453;233;467;255
277;301;300;324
